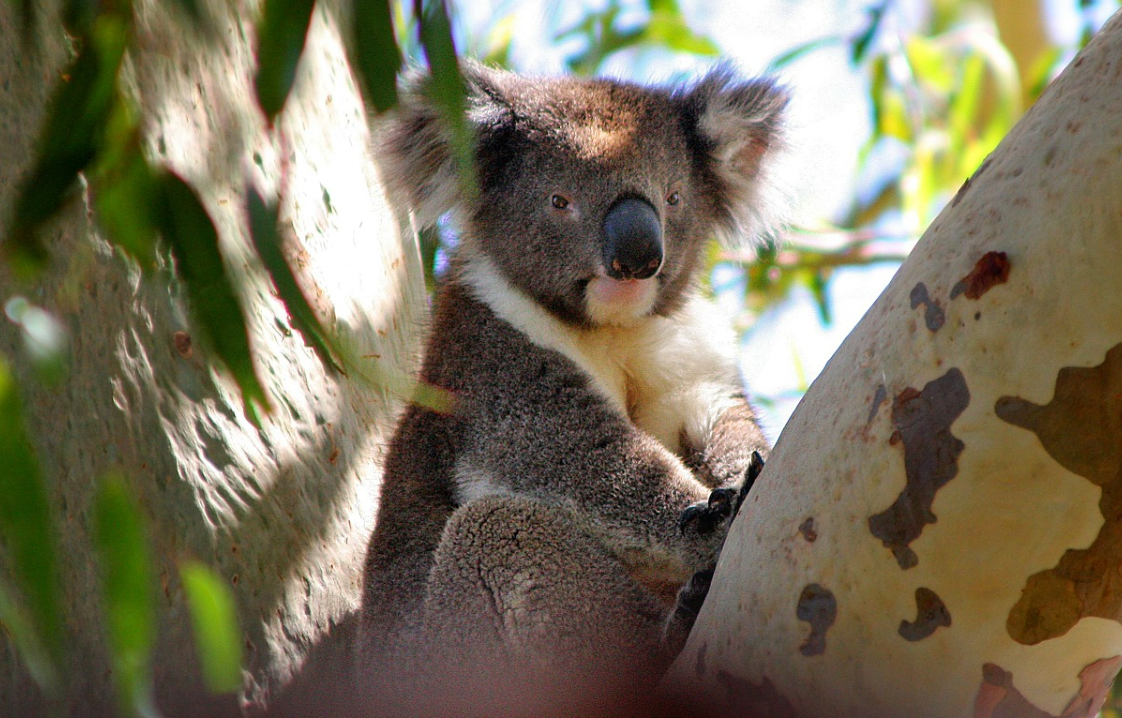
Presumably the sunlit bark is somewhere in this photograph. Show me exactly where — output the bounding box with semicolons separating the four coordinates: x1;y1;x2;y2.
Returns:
0;2;419;715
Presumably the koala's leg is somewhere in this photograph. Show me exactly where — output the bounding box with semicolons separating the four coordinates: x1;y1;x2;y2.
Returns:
412;494;673;715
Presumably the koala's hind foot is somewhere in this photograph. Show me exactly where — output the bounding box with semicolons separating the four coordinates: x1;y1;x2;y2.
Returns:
662;568;714;655
399;495;673;716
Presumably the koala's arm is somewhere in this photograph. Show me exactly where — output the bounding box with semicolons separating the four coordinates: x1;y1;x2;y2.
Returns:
448;299;723;584
684;399;769;489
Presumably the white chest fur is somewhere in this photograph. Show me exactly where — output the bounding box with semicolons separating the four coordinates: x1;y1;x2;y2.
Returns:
461;256;743;455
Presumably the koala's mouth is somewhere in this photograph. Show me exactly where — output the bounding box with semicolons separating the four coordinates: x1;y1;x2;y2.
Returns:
583;274;660;327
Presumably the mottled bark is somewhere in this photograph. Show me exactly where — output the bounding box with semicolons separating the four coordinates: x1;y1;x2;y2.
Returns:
668;10;1122;718
0;1;421;715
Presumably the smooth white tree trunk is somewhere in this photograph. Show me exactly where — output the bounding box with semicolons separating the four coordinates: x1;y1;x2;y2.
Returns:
668;10;1122;718
0;1;420;715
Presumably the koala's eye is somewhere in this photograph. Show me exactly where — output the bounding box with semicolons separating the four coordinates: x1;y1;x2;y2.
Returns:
666;191;681;206
551;194;571;210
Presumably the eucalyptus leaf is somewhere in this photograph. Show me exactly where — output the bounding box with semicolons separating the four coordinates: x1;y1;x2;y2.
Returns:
6;15;128;274
93;475;161;718
850;1;887;63
93;96;160;266
352;0;400;113
772;36;844;70
156;173;269;418
246;186;344;373
180;561;243;693
416;0;476;200
0;358;64;685
0;578;57;692
254;0;317;121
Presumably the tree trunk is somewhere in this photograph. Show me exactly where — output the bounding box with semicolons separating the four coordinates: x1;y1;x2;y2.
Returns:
666;10;1122;718
0;1;420;715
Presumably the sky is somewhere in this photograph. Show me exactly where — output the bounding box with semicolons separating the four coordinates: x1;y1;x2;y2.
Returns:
450;0;1117;438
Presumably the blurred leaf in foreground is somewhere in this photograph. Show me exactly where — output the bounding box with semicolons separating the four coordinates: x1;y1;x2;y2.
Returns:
5;14;129;274
352;0;401;113
0;357;64;689
93;475;161;718
180;561;243;693
254;0;317;121
91;96;161;267
415;0;476;201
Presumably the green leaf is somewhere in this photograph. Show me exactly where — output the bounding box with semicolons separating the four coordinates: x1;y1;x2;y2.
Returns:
180;561;242;693
0;578;57;691
156;173;269;418
808;269;832;325
246;186;344;373
246;189;453;412
0;357;64;686
5;15;129;274
645;4;719;57
416;0;476;201
92;96;160;267
905;36;953;92
772;36;844;70
850;1;887;63
63;0;97;36
352;0;400;113
93;475;160;718
254;0;317;121
947;53;986;157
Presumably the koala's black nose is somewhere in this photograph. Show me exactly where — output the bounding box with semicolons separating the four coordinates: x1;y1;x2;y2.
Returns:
602;197;663;280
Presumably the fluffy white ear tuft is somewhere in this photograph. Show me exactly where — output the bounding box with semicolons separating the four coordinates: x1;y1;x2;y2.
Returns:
373;62;509;228
682;64;790;247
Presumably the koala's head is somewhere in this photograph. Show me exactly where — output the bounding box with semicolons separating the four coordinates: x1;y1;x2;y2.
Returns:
379;62;787;328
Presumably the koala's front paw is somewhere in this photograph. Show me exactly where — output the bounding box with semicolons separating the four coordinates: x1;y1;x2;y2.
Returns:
679;451;766;536
678;488;738;536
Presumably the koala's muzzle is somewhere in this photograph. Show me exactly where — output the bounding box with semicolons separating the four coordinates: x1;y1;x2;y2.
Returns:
602;198;663;281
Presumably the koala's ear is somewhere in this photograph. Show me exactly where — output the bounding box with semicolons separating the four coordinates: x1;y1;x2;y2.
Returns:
375;61;509;227
680;66;789;244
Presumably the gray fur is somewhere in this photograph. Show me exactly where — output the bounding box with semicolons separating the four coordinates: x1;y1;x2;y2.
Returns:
359;62;785;716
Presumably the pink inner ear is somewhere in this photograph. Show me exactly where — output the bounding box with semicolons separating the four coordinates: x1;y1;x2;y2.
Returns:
731;133;768;180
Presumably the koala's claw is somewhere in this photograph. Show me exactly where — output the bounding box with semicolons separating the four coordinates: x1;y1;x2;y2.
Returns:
679;487;738;536
679;451;766;536
735;450;766;512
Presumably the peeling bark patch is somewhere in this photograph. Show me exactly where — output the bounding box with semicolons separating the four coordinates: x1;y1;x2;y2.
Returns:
898;587;951;641
796;583;836;657
715;671;798;718
951;252;1011;300
999;343;1122;644
867;384;888;425
869;368;970;569
910;282;946;331
974;664;1057;718
1063;656;1122;718
798;517;817;542
173;330;193;358
973;658;1122;718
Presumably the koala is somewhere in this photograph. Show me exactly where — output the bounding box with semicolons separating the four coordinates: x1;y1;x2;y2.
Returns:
358;62;785;717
